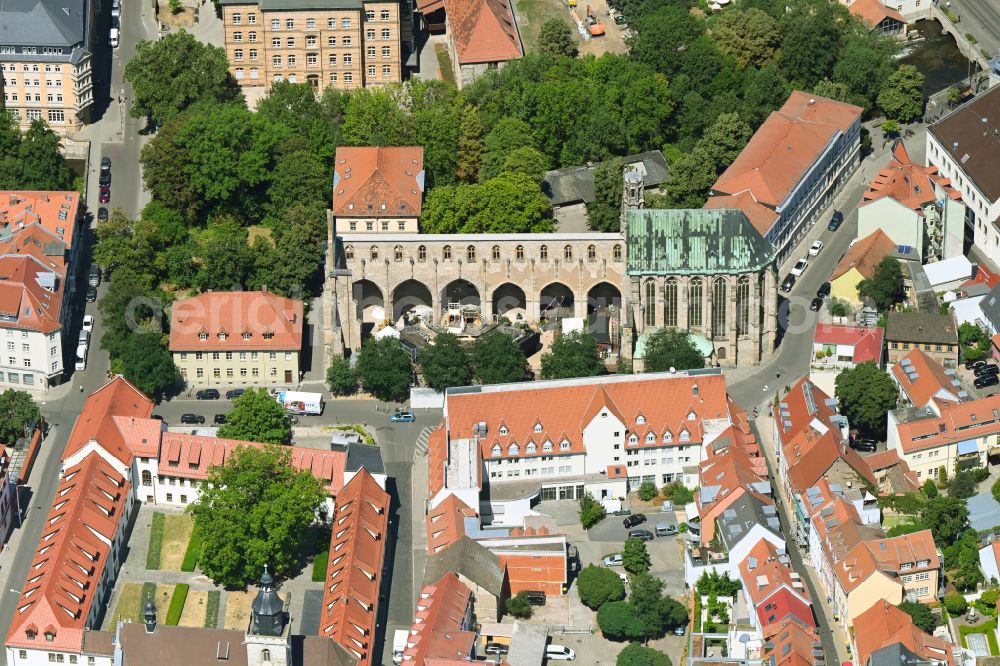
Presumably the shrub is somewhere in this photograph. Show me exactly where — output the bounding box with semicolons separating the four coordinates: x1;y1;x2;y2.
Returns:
897;601;937;634
637;481;658;502
623;539;651;574
922;478;938;498
971;467;991;483
577;564;626;609
598;600;645;641
944;591;969;616
146;512;165;569
505;592;533;619
949;470;977;499
696;571;742;598
661;481;694;505
579;492;606;529
181;529;201;572
312;550;329;582
617;643;672;666
205;590;221;628
165;584;189;626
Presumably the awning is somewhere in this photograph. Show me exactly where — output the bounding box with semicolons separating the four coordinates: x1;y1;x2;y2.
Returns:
957;439;980;455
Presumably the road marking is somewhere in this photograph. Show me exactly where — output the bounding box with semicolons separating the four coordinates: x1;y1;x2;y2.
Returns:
414;427;432;457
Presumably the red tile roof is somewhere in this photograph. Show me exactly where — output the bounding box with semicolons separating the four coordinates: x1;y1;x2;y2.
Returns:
831;230;898;282
703;189;779;237
854;599;955;666
862;142;956;212
756;587;815;630
445;0;522;65
708;92;862;234
319;469;390;666
169;290;303;352
6;454;130;652
761;617;822;666
332;147;425;218
891;348;962;409
158;432;346;495
893;393;1000;453
427;424;448;497
446;374;735;462
0;191;81;250
402;572;475;666
62;377;155;466
697;443;770;546
0;255;64;334
813;325;884;365
849;0;907;29
739;538;812;608
426;494;477;555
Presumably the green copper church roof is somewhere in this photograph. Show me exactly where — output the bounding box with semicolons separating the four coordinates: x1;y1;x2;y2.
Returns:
626;208;774;276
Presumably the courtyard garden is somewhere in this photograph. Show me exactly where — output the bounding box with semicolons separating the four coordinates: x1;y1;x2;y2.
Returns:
146;512;201;571
103;582;220;630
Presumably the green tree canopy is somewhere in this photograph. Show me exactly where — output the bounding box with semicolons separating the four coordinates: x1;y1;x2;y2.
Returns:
218;389;292;444
499;146;548;183
834;361;898;440
326;357;358;396
480;117;537;181
187;444;325;587
419;332;472;391
696;571;742;597
623;538;651;574
629;5;703;76
0;389;40;446
642;329;706;373
920;495;968;546
537;18;579;58
355;337;413;402
597;601;647;641
14;120;76;190
959;322;990;363
420;173;552;234
111;332;180;400
710;8;782;69
948;470;977;500
922;478;938;498
812;79;852;103
456;105;484;183
125;30;241;125
831;31;895;110
878;64;925;123
617;643;671;666
897;601;937;634
858;257;904;311
587;157;626;232
540;331;605;380
470;331;526;385
579;492;607;529
577;564;627;609
630;573;688;637
505;592;533;619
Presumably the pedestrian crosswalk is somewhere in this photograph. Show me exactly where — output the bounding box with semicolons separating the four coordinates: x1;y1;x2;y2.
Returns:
415;426;432;456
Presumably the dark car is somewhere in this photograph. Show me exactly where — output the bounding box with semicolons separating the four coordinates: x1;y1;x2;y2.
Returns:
99;171;111;186
817;282;831;299
97;207;108;221
781;274;796;292
628;529;655;541
85;286;97;302
196;388;221;400
828;210;844;231
213;414;227;425
850;439;877;453
809;297;823;312
99;188;110;204
100;157;111;172
180;413;205;425
974;364;999;377
975;374;1000;390
225;388;246;400
623;513;647;528
966;359;987;370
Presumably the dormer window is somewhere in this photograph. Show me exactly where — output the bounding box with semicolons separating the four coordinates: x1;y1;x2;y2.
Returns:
44;632;54;642
636;415;645;425
628;434;638;444
679;429;690;442
663;430;672;443
491;444;501;457
499;425;508;436
508;443;519;456
25;630;35;640
218;333;227;341
534;423;542;433
263;332;274;340
687;411;697;420
242;332;252;340
198;332;208;341
560;439;570;450
526;441;537;454
542;440;553;452
645;433;655;443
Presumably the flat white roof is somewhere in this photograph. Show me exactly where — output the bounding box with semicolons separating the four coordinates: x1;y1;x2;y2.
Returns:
924;255;973;287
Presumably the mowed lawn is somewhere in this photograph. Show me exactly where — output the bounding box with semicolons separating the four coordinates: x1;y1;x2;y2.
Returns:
516;0;572;52
160;514;194;571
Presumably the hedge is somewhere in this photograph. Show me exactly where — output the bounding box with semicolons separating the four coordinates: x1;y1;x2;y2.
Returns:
181;529;202;572
205;591;221;628
165;584;189;626
312;550;330;582
145;513;165;569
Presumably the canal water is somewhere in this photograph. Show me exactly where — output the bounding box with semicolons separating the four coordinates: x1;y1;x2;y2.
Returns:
899;18;974;96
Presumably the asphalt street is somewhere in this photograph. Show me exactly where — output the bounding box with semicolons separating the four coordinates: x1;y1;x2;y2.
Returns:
947;0;1000;59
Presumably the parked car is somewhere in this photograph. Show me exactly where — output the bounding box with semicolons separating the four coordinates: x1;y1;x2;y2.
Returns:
99;186;110;204
82;315;94;332
97;207;108;221
674;625;686;636
809;297;823;312
213;414;227;425
975;374;1000;389
966;359;987;370
828;210;844;231
656;523;678;536
602;553;623;567
780;274;796;292
808;240;824;256
196;388;221;400
485;644;509;656
545;645;576;661
390;410;415;422
109;27;119;48
111;0;120;18
850;439;877;453
612;508;631;516
85;286;97;302
99;171;111;186
623;513;646;528
790;258;808;276
88;265;101;287
974;364;999;377
817;282;831;299
628;529;655;541
225;388;245;399
100;157;111;172
180;414;205;425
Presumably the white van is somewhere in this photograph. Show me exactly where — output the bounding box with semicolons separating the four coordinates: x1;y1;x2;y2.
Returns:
545;645;576;661
75;343;88;371
109;27;119;48
392;630;407;664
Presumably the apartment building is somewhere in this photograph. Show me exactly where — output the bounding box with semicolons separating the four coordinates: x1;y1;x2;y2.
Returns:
0;191;83;391
219;0;402;98
885;311;958;369
852;600;957;666
0;0;95;135
704;91;863;261
890;348;964;410
169;290;303;388
332;146;424;234
927;86;1000;268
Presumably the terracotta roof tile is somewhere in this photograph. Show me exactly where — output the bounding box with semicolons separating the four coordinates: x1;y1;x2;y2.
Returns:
0;191;81;250
862;141;955;213
0;254;65;334
402;572;475;665
891;348;962;409
849;0;907;28
320;470;390;666
738;538;812;608
62;377;155;465
813;324;884;364
169;290;303;352
761;617;822;666
426;494;477;555
854;599;955;666
702;189;779;237
697;444;770;546
831;230;898;282
445;0;522;65
332;147;425;218
893;393;1000;453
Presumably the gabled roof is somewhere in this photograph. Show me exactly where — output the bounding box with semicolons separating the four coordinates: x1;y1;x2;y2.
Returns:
332;147;425;218
625;208;775;275
403;573;476;666
849;0;906;28
885;311;957;345
862;141;956;212
813;325;884;365
0;191;80;248
854;600;955;666
169;290;303;352
891;348;962;409
445;0;522;65
0;1;87;48
6;454;130;652
831;230;897;282
0;255;64;334
702;189;779;237
426;494;478;555
319;470;390;666
62;376;155;465
893;393;1000;453
697;443;770;546
761;617;823;666
709;91;863;222
739;538;811;609
422;537;505;597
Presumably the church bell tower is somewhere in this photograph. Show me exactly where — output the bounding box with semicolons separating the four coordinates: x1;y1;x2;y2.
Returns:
246;566;292;666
